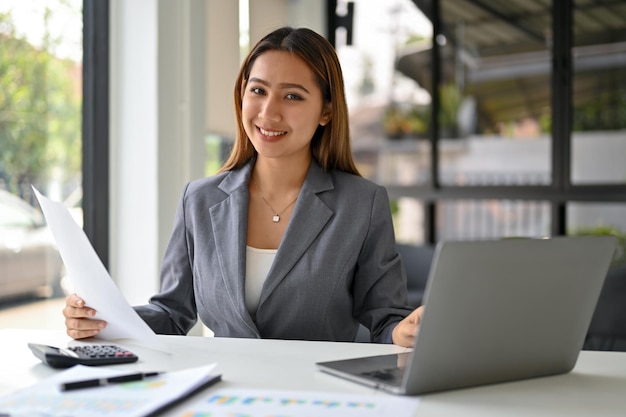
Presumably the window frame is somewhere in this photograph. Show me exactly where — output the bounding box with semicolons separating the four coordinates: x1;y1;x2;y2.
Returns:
82;0;109;267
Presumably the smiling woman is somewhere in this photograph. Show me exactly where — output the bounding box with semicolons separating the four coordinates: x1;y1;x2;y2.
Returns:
63;26;423;347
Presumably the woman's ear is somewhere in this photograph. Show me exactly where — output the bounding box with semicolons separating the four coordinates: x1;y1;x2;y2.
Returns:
320;104;332;126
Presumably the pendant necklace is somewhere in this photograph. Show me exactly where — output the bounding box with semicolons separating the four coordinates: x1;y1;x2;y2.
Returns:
255;180;299;223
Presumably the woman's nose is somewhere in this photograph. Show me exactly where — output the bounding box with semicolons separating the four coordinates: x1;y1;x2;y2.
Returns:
258;96;281;122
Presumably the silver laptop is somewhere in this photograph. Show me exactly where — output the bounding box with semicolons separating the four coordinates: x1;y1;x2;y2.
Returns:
317;236;617;395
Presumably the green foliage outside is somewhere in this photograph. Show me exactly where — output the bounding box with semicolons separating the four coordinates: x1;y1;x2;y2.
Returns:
205;134;229;176
573;87;626;132
571;225;626;267
522;85;626;134
382;83;462;139
0;10;81;199
382;105;428;138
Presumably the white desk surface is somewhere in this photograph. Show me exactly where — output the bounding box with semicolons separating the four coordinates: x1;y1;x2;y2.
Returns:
2;328;626;416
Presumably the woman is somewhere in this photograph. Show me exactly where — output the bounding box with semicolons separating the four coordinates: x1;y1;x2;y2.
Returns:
64;27;423;346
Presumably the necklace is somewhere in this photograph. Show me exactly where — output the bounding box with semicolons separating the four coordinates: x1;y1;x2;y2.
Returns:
255;180;299;223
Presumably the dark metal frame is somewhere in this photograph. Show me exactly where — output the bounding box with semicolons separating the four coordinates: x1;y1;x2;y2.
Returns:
82;0;109;267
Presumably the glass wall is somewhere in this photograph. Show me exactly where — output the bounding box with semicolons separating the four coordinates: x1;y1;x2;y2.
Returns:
338;0;432;186
434;1;552;187
568;0;626;264
335;0;432;243
571;0;626;184
437;200;551;241
335;0;626;245
0;0;82;301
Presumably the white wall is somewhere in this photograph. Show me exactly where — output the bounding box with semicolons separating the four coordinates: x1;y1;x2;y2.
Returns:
206;0;239;137
249;0;326;45
110;0;158;303
110;0;206;304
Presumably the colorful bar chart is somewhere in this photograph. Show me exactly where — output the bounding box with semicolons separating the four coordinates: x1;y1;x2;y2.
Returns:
175;388;419;417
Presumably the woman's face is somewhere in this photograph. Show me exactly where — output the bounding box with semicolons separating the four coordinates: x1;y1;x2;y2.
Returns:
242;50;331;162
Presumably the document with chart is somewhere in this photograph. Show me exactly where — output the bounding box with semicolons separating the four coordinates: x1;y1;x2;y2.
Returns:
0;364;220;417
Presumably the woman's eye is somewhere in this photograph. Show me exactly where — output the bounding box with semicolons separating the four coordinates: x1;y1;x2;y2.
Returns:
286;93;303;101
250;87;265;95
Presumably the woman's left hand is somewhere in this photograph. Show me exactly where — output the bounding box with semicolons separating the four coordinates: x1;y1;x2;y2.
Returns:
392;306;424;347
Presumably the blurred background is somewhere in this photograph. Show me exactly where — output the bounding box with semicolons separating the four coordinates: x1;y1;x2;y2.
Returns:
0;1;624;345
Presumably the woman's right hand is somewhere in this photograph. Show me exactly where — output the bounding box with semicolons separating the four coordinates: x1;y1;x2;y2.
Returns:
63;293;107;339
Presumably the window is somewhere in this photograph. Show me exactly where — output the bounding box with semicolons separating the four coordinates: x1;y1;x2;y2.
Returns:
0;0;82;300
334;0;432;244
332;0;626;244
571;0;626;184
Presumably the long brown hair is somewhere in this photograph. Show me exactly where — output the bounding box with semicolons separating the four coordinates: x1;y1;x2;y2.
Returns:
218;26;360;176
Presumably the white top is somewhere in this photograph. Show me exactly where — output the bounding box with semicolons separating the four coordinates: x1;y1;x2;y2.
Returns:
245;245;277;318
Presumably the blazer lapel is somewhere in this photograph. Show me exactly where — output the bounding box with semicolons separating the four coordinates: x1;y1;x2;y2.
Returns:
210;162;257;328
258;161;334;308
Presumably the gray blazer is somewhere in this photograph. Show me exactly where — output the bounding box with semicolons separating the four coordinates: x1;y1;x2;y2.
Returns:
134;159;413;343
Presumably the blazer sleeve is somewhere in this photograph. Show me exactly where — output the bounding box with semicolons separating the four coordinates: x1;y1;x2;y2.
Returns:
133;182;199;335
352;185;413;343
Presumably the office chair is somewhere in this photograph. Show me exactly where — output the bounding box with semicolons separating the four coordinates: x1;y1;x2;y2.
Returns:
395;243;434;308
584;264;626;352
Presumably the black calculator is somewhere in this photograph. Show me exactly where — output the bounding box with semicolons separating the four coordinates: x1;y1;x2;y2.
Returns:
28;343;139;368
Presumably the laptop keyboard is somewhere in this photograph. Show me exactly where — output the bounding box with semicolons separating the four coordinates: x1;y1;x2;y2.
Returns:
361;367;405;384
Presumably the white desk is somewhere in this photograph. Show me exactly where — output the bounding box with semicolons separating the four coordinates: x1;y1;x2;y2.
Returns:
2;328;626;416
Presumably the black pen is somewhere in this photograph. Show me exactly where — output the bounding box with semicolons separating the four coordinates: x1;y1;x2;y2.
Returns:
60;371;162;391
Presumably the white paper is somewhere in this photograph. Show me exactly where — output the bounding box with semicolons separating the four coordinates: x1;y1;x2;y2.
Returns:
33;187;169;352
172;387;420;417
0;363;219;417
